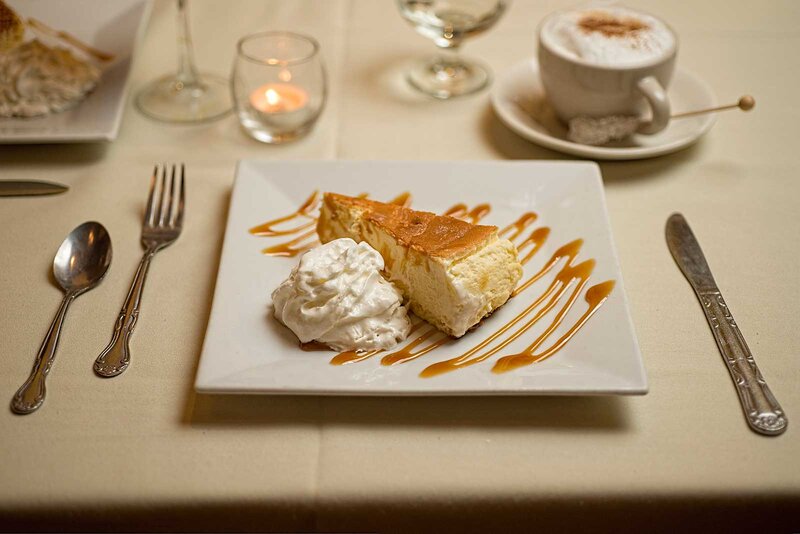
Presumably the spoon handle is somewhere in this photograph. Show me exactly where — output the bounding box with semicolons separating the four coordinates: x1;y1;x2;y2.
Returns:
94;250;155;377
11;294;74;415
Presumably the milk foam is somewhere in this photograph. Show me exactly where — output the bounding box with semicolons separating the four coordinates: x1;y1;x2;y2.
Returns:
543;7;674;67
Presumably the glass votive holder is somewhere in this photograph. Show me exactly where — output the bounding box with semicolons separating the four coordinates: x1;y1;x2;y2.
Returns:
232;32;327;144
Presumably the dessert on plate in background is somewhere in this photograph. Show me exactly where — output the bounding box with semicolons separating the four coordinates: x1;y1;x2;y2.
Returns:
0;0;111;118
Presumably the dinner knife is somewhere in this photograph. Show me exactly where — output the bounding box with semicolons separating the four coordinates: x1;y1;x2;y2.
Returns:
0;180;69;197
666;213;787;436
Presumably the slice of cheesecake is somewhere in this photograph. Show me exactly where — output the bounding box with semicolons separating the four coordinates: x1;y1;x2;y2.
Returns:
317;193;523;337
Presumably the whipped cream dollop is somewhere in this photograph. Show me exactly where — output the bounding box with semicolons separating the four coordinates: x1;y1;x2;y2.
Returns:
272;238;411;352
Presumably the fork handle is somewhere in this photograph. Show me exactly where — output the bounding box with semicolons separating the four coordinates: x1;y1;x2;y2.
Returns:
94;249;155;377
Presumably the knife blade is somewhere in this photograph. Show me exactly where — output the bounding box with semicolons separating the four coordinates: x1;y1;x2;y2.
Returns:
0;180;69;197
666;213;787;436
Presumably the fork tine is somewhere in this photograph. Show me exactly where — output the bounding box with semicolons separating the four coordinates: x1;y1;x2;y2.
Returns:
143;165;159;227
156;163;169;227
164;164;176;226
175;163;185;228
150;163;167;226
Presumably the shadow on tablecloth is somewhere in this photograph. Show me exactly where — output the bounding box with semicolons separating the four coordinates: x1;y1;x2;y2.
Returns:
4;493;797;533
186;393;630;431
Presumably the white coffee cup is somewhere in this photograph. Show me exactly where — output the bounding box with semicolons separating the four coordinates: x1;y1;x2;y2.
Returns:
537;6;678;134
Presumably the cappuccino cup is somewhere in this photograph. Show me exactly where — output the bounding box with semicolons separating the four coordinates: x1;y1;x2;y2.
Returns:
538;6;677;134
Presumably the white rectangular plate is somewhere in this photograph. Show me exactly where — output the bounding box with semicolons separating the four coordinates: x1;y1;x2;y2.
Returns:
195;161;647;396
0;0;150;144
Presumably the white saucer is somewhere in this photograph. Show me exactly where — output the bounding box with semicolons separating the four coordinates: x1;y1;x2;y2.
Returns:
490;58;717;160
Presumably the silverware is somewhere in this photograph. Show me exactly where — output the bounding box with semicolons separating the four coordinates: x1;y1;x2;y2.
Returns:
0;180;69;197
11;222;112;414
94;164;185;377
666;213;787;436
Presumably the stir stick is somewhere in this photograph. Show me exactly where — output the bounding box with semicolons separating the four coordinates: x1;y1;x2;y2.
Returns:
567;95;757;145
672;95;755;119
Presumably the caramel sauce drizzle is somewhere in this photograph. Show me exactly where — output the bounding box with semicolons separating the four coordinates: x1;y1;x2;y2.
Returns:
443;203;468;218
380;328;450;366
513;238;582;297
517;227;551;265
492;280;615;373
253;194;615;377
330;348;380;366
261;228;319;257
420;259;596;378
376;221;551;368
443;203;491;223
499;212;538;240
464;204;491;224
249;190;321;237
328;320;428;366
391;191;413;208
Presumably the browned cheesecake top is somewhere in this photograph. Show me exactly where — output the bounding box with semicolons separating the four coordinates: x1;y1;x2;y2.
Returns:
323;193;498;259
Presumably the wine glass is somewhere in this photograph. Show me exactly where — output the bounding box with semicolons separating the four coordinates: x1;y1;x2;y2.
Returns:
136;0;231;123
397;0;507;99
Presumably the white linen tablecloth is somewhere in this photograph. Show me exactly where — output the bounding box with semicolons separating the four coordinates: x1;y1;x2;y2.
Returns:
1;1;798;531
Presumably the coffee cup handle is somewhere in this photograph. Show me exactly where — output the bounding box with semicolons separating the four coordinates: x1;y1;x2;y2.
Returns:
636;76;670;134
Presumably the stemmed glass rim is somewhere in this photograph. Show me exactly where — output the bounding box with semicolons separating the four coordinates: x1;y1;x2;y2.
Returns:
236;31;321;66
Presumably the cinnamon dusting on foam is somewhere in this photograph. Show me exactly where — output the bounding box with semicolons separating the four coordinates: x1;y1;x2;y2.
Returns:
577;11;649;39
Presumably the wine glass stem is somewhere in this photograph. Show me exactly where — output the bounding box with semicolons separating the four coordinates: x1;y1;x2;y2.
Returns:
434;43;466;72
176;0;200;87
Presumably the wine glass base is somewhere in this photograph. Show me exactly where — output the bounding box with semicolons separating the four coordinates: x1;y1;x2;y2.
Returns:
135;73;232;123
407;55;491;99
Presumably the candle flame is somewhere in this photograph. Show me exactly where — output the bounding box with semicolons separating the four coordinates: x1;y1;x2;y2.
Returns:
265;88;280;106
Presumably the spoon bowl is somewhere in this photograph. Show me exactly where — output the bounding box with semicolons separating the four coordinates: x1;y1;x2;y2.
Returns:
53;221;112;293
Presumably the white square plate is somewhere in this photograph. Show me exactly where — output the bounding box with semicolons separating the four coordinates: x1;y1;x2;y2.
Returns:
195;161;647;396
0;0;150;144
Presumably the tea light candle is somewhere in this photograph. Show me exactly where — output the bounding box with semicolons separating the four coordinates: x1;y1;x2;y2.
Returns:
249;83;308;113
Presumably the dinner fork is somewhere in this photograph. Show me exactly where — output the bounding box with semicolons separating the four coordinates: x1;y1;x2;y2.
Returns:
94;164;185;377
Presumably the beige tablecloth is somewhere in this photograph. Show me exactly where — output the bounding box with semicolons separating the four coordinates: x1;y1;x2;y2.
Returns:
1;1;799;532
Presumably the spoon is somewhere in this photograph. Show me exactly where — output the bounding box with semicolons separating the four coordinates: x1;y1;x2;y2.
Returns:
11;222;112;415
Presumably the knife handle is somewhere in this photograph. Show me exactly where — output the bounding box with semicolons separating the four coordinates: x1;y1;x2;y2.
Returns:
699;291;787;435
